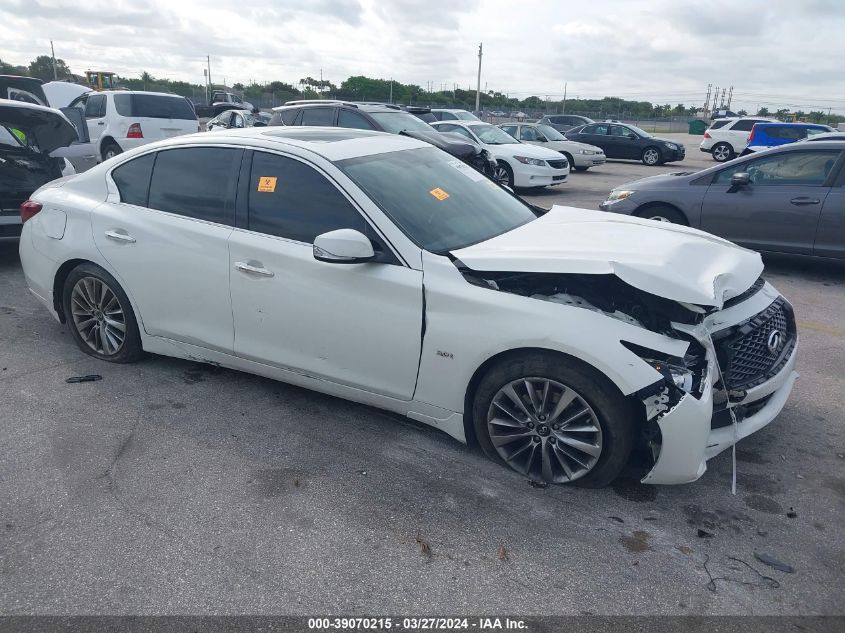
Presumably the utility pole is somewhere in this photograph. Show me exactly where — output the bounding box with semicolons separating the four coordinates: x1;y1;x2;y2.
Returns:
720;88;726;109
475;42;483;114
726;85;733;110
50;40;57;80
207;55;212;91
703;83;712;116
389;78;393;104
203;69;208;104
562;82;567;114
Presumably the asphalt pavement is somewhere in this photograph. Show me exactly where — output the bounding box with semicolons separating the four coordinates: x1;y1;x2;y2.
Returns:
1;134;843;616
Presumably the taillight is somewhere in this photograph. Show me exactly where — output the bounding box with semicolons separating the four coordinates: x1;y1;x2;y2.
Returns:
20;200;42;223
127;123;143;138
703;132;712;139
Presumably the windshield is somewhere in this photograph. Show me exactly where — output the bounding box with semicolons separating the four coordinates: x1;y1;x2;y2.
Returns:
454;111;480;121
369;111;433;134
626;124;652;138
536;124;566;140
468;124;520;145
337;147;537;252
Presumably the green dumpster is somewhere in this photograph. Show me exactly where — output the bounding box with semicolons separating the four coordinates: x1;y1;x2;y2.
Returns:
688;119;706;135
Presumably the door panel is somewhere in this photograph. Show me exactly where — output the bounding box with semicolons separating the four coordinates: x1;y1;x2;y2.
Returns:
814;187;845;258
229;233;423;398
700;150;839;253
91;147;240;351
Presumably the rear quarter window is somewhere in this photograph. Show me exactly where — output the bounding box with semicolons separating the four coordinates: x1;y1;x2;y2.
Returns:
708;120;730;130
111;153;156;206
114;94;197;120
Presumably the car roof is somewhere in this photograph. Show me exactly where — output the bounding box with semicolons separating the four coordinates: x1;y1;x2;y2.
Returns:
753;122;830;128
432;108;469;113
98;90;185;98
432;120;485;127
130;126;431;162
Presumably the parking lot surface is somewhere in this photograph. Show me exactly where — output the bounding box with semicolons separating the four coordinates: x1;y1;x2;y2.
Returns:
1;134;844;615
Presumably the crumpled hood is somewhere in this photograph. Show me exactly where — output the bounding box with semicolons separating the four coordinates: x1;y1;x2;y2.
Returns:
0;98;78;153
451;206;764;308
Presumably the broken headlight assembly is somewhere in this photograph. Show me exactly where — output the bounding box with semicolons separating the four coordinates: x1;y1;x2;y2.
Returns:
644;359;694;392
605;189;636;202
622;340;708;400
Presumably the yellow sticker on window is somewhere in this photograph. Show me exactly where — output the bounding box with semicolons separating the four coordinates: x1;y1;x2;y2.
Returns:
257;176;277;192
429;187;450;201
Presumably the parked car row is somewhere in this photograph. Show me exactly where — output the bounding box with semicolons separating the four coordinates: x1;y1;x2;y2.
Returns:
699;116;833;162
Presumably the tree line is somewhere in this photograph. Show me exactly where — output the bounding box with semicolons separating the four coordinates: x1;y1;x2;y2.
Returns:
2;56;841;124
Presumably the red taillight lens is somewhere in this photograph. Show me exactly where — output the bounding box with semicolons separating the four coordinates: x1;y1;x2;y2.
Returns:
20;200;42;223
703;132;712;139
127;123;143;138
748;124;757;143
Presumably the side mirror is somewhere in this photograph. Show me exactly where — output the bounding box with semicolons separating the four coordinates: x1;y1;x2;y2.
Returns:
313;229;375;264
730;172;750;187
627;133;637;140
534;136;546;142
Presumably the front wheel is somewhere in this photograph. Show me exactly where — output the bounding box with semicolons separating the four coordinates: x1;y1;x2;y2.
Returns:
62;263;144;363
573;166;589;172
472;352;634;487
641;146;662;166
493;161;514;188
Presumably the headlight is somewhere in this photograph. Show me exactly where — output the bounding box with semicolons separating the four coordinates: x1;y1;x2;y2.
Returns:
663;142;678;150
578;149;596;155
644;359;694;392
514;156;546;166
606;190;636;202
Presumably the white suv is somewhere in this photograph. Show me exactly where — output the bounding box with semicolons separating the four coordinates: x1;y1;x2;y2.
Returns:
699;117;776;162
67;90;199;162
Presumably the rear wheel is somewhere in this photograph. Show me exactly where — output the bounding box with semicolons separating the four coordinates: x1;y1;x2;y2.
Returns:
711;142;733;162
634;205;687;225
493;161;514;188
472;352;634;488
62;263;143;363
641;146;662;166
101;142;122;161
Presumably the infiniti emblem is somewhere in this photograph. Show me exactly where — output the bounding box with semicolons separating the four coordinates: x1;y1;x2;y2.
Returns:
767;330;782;355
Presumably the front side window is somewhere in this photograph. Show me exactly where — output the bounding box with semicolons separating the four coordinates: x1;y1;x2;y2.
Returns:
337;147;537;252
714;150;841;186
112;153;156;206
147;147;241;223
247;151;365;243
337;109;375;130
520;126;543;141
583;124;608;135
499;125;518;137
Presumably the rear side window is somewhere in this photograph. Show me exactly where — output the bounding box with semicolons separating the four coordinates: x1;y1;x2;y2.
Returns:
85;94;106;118
731;119;763;132
113;94;197;120
112;153;155;206
247;151;365;243
148;147;241;223
300;107;334;126
708;120;730;130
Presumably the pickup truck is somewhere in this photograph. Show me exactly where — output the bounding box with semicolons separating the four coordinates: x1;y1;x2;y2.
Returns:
211;91;253;116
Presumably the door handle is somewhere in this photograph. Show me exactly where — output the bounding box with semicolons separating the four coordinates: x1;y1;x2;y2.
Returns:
97;121;105;125
790;197;820;206
234;261;274;277
104;230;136;243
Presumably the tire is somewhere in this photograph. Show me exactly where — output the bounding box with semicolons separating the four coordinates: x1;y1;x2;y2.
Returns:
573;166;589;172
634;204;688;225
711;142;733;163
641;146;662;166
101;141;122;161
493;160;514;188
562;153;575;172
472;351;634;488
62;263;144;363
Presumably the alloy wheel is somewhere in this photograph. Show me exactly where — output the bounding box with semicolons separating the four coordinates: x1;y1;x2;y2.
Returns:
648;215;672;222
493;165;511;186
643;149;660;165
713;145;731;162
486;377;603;483
70;277;127;356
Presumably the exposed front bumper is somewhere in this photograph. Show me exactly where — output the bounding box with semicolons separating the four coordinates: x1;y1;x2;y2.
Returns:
571;153;606;168
513;165;568;187
642;287;798;485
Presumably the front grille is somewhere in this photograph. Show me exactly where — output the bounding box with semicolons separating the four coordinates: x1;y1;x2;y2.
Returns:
547;159;569;169
714;298;796;390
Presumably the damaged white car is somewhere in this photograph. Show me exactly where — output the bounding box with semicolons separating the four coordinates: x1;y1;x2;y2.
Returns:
18;128;798;487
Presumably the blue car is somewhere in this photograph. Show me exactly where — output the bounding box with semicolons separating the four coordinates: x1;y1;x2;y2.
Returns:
744;122;833;154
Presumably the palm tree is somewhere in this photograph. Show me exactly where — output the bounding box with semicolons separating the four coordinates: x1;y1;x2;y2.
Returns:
141;71;153;91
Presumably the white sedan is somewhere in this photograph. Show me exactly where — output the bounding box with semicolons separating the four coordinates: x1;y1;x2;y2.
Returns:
430;120;569;188
18;127;797;487
498;122;606;171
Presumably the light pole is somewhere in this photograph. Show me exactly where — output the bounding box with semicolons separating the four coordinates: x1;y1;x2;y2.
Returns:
475;42;483;113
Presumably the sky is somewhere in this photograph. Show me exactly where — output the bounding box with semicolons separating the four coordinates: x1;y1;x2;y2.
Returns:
2;0;844;114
